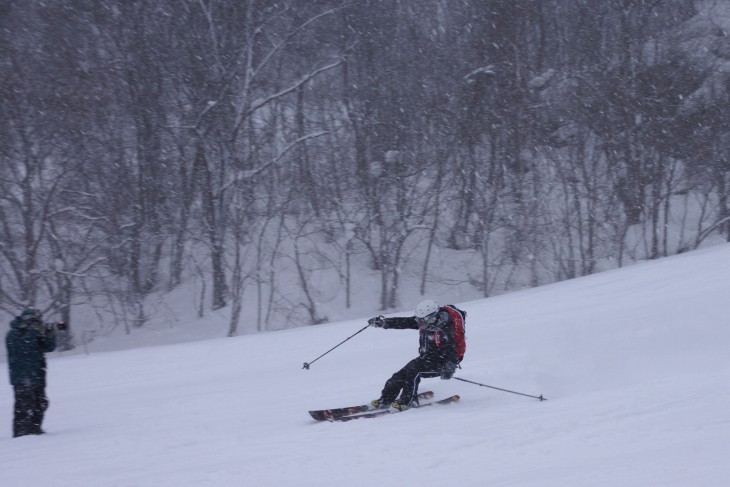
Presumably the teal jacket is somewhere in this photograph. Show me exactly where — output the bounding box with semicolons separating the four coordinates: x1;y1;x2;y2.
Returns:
6;316;56;386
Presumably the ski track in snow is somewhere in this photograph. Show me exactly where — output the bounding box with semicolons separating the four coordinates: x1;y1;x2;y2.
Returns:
2;244;730;486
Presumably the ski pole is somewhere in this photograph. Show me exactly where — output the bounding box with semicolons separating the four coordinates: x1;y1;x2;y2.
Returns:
302;323;370;370
454;377;547;401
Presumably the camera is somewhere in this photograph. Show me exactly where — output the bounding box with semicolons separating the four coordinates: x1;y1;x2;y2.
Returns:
45;321;68;331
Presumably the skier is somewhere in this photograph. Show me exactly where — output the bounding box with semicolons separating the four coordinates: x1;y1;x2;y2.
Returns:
6;308;59;437
367;299;466;412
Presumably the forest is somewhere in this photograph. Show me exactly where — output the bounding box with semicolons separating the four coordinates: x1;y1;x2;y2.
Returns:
2;0;729;337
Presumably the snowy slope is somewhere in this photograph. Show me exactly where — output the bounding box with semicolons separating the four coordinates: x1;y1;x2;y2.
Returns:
2;244;730;486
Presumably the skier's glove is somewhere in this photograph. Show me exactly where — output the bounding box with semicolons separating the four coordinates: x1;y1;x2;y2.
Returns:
368;315;386;328
441;361;457;380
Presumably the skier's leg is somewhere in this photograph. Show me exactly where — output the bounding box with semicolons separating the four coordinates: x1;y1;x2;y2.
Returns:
380;358;421;404
30;384;48;434
398;357;439;407
12;385;34;438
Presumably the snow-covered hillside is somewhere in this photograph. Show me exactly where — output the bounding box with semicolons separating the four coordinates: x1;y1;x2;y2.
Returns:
1;244;729;486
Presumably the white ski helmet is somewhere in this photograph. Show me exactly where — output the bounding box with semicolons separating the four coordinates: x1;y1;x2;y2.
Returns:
415;299;439;319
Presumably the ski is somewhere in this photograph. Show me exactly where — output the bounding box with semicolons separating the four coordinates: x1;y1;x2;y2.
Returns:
325;394;460;423
309;391;434;421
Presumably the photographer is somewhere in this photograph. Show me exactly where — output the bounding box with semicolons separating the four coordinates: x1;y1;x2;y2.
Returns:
5;308;64;437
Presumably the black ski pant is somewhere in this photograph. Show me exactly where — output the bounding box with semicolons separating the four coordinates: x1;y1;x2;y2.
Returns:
380;356;442;407
12;384;49;437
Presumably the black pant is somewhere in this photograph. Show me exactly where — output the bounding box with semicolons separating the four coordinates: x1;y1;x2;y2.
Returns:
380;356;442;407
13;384;49;437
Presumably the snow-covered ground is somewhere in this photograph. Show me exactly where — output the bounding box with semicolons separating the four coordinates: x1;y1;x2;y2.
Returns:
2;244;730;486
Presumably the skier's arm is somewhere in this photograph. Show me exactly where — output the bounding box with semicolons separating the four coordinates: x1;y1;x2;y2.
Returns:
381;316;419;330
37;328;57;353
440;315;459;364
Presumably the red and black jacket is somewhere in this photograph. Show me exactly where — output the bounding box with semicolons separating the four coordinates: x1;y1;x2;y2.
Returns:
381;305;466;365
